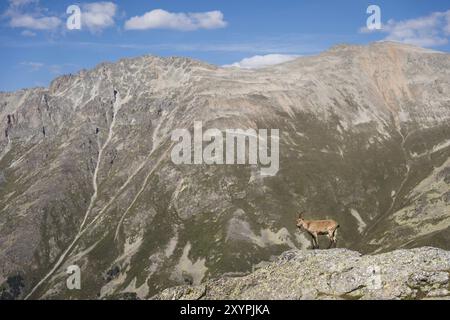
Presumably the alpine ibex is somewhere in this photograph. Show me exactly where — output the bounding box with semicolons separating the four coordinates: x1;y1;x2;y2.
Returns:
296;213;339;249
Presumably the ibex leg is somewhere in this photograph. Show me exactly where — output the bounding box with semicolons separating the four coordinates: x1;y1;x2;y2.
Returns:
312;234;319;249
333;229;338;248
327;231;334;249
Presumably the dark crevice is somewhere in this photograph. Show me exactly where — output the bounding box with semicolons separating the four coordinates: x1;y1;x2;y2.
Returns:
5;114;14;139
113;89;118;102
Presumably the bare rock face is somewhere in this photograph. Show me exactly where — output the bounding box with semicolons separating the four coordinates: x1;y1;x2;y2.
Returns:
0;42;449;299
154;247;450;300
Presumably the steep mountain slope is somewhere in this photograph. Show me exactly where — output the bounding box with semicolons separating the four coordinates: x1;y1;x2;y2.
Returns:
0;42;449;299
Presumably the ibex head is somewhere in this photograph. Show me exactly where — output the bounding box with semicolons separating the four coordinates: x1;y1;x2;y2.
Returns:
296;212;305;228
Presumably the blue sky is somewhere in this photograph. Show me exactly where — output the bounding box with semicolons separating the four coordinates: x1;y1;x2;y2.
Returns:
0;0;449;91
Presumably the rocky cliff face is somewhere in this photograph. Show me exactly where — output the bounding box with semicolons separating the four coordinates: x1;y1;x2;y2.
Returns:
0;42;449;299
155;247;450;300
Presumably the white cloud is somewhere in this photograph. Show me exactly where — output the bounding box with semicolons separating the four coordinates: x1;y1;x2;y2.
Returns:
20;61;44;71
19;61;79;75
8;0;38;7
125;9;227;31
9;14;61;30
21;30;36;37
5;0;61;31
81;2;117;33
4;1;117;34
361;10;450;47
223;54;300;69
443;11;450;35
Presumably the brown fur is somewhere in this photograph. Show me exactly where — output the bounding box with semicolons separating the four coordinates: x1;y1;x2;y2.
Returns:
296;213;339;249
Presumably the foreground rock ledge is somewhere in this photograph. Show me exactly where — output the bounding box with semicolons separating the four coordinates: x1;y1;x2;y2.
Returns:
154;247;450;300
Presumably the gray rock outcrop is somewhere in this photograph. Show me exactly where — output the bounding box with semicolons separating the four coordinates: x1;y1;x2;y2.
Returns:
155;247;450;300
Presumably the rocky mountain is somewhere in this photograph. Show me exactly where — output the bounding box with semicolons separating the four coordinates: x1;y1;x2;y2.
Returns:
0;42;449;299
155;247;450;300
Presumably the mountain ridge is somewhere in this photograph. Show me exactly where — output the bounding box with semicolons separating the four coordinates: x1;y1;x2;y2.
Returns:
0;42;449;299
154;247;450;300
